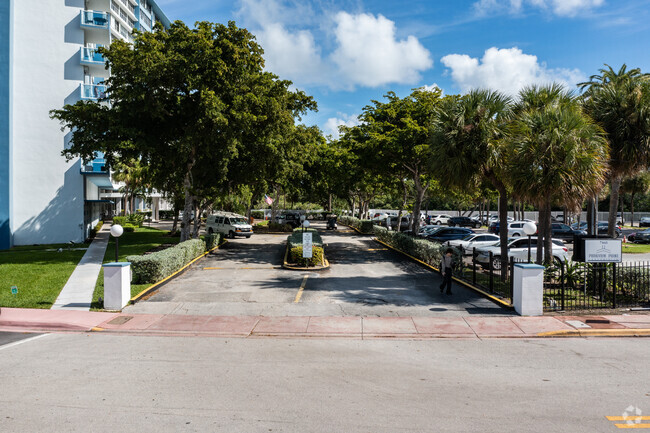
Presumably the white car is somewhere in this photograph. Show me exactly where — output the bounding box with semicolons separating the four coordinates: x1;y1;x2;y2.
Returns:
206;212;253;239
447;233;500;255
430;214;452;225
475;237;569;270
507;220;536;237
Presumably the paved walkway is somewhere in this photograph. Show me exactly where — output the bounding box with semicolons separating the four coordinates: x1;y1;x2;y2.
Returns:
51;223;111;310
1;308;649;338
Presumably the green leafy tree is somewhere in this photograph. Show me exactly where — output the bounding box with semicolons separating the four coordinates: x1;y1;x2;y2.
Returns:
51;21;315;241
430;90;513;264
621;172;650;226
507;85;609;264
579;64;650;237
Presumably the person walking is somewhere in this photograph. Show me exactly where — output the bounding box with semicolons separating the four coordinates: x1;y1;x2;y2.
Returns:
439;248;454;295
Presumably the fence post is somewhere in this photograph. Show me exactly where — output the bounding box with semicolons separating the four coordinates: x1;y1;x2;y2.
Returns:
472;248;476;285
612;262;617;309
489;251;494;293
509;256;515;302
560;262;565;311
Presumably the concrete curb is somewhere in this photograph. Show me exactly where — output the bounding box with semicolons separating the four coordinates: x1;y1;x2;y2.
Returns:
372;237;514;309
537;328;650;337
281;240;330;271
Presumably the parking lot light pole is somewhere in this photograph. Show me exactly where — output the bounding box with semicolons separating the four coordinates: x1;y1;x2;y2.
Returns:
523;222;537;263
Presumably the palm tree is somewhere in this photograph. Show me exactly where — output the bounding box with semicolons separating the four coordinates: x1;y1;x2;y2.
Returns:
430;89;513;266
506;85;609;264
112;159;146;215
579;64;650;237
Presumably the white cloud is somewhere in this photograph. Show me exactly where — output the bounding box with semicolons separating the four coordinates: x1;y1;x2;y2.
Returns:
236;2;433;90
324;114;360;139
419;83;444;95
330;12;433;88
441;47;585;95
474;0;605;17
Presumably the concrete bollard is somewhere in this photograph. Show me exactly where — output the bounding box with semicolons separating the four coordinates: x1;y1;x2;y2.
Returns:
102;262;131;310
512;263;544;316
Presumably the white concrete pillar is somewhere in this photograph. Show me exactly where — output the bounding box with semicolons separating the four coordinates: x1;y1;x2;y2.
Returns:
512;263;544;316
102;262;131;310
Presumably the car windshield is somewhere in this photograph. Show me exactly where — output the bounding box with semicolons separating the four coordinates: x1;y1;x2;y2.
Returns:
231;217;247;224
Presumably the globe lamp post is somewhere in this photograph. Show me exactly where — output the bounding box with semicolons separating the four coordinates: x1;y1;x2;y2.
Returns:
523;222;537;263
110;224;124;262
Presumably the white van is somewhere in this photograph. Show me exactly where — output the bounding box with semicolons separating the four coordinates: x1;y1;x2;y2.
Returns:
206;212;253;239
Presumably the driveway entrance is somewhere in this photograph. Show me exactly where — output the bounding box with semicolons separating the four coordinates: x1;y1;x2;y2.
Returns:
126;223;509;317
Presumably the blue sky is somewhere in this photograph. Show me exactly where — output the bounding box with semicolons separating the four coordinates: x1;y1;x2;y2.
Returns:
155;0;650;138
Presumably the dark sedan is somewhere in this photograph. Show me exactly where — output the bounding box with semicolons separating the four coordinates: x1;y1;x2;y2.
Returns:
448;216;481;228
634;228;650;243
550;223;586;243
570;221;622;238
425;227;475;243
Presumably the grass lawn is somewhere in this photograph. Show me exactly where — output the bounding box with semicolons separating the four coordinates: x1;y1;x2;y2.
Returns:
0;244;88;309
623;243;650;254
91;227;180;309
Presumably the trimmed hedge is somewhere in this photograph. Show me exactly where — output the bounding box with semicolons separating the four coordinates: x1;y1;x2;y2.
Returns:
122;224;136;232
89;221;104;239
204;233;223;251
113;213;145;227
373;226;462;268
127;239;207;284
290;245;324;267
338;216;374;233
287;230;323;249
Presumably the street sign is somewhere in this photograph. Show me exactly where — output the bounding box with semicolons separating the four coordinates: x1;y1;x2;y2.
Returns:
584;239;622;263
11;286;17;295
302;233;313;258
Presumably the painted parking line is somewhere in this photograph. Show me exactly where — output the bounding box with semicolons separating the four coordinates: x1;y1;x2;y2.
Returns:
294;275;310;303
367;248;388;251
606;415;650;429
203;266;279;270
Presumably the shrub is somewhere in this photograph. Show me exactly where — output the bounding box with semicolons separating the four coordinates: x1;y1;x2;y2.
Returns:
89;221;104;239
122;224;137;232
127;238;207;284
360;220;375;233
113;214;145;227
339;215;361;229
203;233;223;250
112;216;128;226
287;230;323;249
267;222;293;232
373;225;458;268
289;245;324;267
251;210;264;219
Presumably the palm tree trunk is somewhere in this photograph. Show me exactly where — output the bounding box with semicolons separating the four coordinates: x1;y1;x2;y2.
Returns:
608;177;622;237
536;205;545;265
543;201;553;265
631;192;636;227
497;185;509;278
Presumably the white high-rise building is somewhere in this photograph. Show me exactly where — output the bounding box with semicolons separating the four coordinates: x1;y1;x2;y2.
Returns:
0;0;170;249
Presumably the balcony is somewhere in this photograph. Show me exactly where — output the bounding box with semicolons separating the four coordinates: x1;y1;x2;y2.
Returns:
80;83;107;101
80;47;104;66
80;10;109;29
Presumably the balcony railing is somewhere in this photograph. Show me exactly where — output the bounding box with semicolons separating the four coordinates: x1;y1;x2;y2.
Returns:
80;10;109;29
80;48;104;65
80;83;107;101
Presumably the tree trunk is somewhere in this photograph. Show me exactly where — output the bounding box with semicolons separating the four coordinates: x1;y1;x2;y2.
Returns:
497;185;509;278
270;185;280;223
192;201;201;239
172;207;179;234
631;193;636;227
586;198;594;236
180;171;194;242
397;180;408;232
543;201;553;265
328;193;332;213
620;194;625;227
411;177;428;232
536;205;545;265
608;178;621;237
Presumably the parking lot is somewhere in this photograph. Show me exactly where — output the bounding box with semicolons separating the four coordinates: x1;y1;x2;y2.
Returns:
126;222;508;317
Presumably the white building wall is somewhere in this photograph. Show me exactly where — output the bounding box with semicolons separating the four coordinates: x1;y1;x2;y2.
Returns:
11;1;86;244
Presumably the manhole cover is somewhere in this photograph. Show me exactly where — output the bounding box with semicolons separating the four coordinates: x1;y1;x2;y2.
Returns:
107;316;133;325
359;298;388;305
566;320;590;329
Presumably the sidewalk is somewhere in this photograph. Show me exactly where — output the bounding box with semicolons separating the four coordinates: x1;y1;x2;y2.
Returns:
51;223;111;310
1;308;649;338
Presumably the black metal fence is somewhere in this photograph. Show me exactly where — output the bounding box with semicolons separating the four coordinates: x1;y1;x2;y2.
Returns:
544;261;650;311
456;249;650;311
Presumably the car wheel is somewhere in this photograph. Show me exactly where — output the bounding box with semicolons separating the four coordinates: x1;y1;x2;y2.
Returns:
474;223;480;228
492;256;502;271
553;257;562;268
246;235;251;239
228;231;235;239
450;223;456;227
208;228;213;235
436;221;441;225
512;233;520;237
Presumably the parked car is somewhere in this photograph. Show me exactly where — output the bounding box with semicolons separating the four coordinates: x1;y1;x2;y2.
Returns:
418;225;442;237
275;211;303;228
640;217;650;227
633;228;650;243
475;237;569;270
430;214;452;225
447;233;500;255
507;221;536;237
570;221;622;238
425;227;475;243
550;223;586;243
448;216;481;228
206;212;253;239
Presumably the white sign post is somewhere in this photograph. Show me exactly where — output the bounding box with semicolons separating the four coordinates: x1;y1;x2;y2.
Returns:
302;232;313;258
584;239;622;263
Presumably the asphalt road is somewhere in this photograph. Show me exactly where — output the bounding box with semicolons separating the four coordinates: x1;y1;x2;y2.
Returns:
0;333;648;432
126;224;506;317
